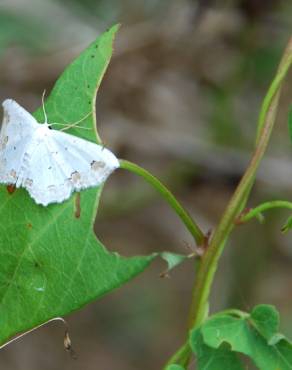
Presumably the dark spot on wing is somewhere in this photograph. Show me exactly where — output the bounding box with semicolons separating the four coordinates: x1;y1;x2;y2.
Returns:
27;223;33;229
0;136;9;150
6;184;16;194
71;171;81;184
25;179;33;187
74;193;81;218
91;160;105;171
48;185;56;192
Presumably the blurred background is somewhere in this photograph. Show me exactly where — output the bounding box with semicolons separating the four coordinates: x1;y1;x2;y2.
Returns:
0;0;292;369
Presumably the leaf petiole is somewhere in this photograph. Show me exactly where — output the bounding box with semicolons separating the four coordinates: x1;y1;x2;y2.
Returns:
119;159;205;246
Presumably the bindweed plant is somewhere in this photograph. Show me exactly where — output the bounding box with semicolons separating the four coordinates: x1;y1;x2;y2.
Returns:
0;25;292;369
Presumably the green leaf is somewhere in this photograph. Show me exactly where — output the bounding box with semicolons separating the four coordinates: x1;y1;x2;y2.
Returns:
190;328;244;370
159;252;189;277
165;365;186;370
250;304;279;342
198;305;292;370
0;25;157;346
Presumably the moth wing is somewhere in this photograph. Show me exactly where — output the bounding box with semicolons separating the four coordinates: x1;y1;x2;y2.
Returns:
1;99;38;141
0;100;38;183
24;130;119;206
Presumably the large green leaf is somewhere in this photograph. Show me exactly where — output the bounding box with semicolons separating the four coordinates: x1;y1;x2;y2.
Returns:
0;25;157;346
192;305;292;370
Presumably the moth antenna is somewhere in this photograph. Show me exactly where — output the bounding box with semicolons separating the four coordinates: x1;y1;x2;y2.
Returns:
60;111;92;131
50;123;91;130
41;90;48;124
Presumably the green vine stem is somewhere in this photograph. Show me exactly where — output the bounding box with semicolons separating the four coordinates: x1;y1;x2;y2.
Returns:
119;159;205;246
237;200;292;224
165;36;292;367
188;36;292;326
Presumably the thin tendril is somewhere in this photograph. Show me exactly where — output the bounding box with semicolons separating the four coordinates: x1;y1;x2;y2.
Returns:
60;112;92;131
41;90;91;130
49;122;92;130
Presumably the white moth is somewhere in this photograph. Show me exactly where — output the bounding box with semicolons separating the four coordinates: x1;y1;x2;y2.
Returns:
0;99;119;206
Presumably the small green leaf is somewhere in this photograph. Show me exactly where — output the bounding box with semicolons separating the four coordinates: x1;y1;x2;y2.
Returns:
190;328;244;370
165;365;186;370
160;252;189;277
197;305;292;370
250;304;279;342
